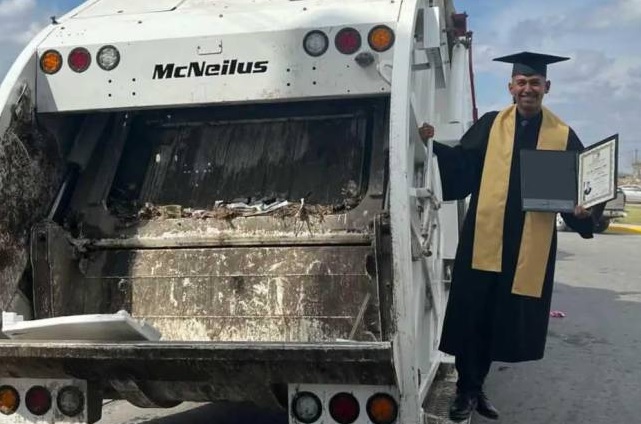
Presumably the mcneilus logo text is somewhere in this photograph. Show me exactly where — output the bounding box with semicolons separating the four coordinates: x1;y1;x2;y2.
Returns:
153;60;269;80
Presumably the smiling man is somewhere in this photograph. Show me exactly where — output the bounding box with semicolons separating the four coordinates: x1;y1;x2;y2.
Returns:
419;51;605;422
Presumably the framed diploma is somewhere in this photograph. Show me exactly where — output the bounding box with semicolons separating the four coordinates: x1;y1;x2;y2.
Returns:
520;134;619;213
577;134;618;209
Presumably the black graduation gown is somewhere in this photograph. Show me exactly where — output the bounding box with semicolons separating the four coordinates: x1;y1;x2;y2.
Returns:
435;111;599;363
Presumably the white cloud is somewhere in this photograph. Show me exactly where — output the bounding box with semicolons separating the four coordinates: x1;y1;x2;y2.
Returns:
588;0;641;29
0;0;55;76
0;0;36;17
464;0;641;171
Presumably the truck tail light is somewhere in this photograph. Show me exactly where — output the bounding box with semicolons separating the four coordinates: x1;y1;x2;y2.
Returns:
40;50;63;75
368;25;395;52
57;386;85;417
68;47;91;73
366;393;398;424
97;45;120;71
0;386;20;415
292;392;322;423
335;28;361;55
329;392;360;424
303;30;329;57
25;386;52;416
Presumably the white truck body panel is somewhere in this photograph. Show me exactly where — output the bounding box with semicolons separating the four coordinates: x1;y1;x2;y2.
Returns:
72;0;183;18
288;383;399;424
37;0;400;112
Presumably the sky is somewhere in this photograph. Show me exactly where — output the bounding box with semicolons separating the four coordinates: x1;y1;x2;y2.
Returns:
0;0;639;172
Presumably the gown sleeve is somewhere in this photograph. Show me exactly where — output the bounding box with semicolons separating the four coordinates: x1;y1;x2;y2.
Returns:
560;129;606;239
433;112;497;201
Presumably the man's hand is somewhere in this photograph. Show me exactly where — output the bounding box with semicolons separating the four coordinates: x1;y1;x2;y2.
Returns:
419;123;435;142
574;205;591;219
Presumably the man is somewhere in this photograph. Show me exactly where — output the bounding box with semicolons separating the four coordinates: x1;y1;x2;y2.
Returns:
419;52;605;422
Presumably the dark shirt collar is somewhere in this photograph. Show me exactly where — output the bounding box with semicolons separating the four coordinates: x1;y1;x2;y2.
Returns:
516;109;542;128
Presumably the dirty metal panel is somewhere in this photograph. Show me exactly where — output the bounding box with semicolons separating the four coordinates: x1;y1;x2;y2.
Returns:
82;246;381;342
86;246;371;276
94;213;369;242
109;105;368;208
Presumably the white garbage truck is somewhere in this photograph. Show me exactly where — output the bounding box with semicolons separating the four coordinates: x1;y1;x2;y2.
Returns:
0;0;476;422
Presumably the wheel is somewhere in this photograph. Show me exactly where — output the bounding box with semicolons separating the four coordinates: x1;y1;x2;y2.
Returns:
594;218;610;234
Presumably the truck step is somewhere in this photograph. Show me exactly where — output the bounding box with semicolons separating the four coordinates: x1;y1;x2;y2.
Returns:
423;364;472;424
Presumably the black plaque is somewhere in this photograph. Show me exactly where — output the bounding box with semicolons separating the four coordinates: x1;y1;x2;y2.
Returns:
520;149;578;213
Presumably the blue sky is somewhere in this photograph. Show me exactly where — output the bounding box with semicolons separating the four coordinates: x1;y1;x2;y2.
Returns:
1;0;640;171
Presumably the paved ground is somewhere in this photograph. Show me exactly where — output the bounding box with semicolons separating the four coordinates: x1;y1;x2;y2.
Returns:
101;401;286;424
474;232;641;424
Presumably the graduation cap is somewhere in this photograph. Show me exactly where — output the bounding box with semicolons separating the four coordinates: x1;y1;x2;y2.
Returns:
493;51;569;78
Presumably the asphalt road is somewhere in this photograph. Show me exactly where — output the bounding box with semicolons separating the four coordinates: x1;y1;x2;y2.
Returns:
474;232;641;424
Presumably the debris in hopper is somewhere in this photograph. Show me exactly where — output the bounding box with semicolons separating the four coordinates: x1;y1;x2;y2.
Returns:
0;86;64;309
114;198;340;224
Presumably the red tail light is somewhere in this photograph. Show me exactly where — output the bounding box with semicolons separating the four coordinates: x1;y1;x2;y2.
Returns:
68;47;91;73
25;386;52;416
329;392;360;424
335;28;361;55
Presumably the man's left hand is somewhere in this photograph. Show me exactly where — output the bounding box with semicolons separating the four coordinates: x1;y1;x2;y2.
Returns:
418;123;435;142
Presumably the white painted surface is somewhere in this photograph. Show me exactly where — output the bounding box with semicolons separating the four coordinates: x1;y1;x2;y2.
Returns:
0;378;88;424
288;383;399;424
1;311;161;341
35;0;401;112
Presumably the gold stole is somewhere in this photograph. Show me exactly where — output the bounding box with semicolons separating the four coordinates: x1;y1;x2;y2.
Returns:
472;105;569;298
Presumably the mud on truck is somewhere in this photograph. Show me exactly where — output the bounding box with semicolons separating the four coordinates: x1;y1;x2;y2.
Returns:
0;0;477;422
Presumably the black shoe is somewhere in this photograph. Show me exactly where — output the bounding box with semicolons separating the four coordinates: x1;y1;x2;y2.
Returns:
449;392;478;422
476;391;500;420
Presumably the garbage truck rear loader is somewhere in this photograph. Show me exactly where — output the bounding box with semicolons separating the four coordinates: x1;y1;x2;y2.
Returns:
0;0;476;422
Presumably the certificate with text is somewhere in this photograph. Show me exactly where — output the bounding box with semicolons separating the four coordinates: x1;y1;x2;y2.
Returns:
578;134;618;209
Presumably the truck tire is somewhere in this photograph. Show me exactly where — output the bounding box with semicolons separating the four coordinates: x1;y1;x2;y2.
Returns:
594;218;610;234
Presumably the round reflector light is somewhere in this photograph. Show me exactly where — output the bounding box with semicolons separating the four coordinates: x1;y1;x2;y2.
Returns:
40;50;63;75
292;392;322;423
303;31;329;57
329;392;360;424
335;28;361;55
368;25;395;52
0;386;20;416
366;393;398;424
68;48;91;73
97;45;120;71
25;386;52;416
57;386;84;417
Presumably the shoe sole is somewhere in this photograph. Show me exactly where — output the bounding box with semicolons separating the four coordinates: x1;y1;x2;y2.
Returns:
449;413;472;423
476;407;500;420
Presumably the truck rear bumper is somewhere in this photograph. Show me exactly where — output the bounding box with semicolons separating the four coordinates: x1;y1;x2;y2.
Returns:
0;341;395;405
